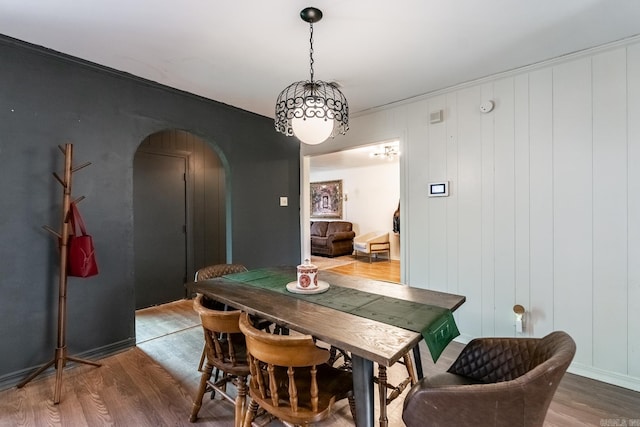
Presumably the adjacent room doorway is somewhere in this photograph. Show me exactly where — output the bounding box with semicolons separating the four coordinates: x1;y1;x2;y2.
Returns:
307;140;401;260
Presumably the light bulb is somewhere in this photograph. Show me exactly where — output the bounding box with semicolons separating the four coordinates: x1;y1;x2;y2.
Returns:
292;116;334;145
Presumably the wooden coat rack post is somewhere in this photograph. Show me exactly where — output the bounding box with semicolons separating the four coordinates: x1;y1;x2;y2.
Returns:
17;143;101;404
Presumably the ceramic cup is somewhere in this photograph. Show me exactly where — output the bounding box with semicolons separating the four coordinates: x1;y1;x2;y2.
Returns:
296;259;319;289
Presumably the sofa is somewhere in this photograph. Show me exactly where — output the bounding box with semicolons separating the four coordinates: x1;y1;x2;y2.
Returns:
310;221;355;257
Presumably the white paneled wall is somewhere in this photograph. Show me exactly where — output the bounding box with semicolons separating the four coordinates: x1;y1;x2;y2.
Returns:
553;57;594;367
304;37;640;391
629;43;640;380
592;48;628;372
405;99;430;285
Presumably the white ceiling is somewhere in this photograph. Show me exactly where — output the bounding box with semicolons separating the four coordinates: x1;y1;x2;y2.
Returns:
311;140;400;170
2;0;640;122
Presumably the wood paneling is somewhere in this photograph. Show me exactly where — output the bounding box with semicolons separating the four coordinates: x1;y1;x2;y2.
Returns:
553;57;593;366
528;68;555;337
628;43;640;379
493;77;516;337
456;86;483;339
480;82;496;337
592;48;628;372
445;93;460;297
406;99;430;284
379;41;640;387
514;73;531;334
307;33;640;391
427;95;449;293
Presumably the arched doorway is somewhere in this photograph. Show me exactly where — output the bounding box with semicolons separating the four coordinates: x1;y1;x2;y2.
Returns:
133;129;226;309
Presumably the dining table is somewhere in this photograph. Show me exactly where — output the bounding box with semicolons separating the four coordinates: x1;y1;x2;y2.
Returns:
187;266;465;427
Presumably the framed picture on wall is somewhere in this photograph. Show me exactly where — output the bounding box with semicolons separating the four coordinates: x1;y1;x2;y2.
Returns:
310;180;343;219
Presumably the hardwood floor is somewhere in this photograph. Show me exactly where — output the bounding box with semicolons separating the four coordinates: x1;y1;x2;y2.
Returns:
324;256;401;283
2;266;639;426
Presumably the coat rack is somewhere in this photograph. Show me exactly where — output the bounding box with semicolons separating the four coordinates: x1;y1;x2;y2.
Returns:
17;143;101;404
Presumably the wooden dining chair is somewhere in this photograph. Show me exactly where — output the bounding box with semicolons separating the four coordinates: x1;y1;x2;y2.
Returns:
189;293;250;427
194;263;251;372
194;263;249;282
238;312;356;427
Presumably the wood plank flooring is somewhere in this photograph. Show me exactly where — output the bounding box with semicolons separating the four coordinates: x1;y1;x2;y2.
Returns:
2;263;639;426
324;256;401;283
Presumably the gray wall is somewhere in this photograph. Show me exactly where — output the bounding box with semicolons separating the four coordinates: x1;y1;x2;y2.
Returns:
0;35;301;387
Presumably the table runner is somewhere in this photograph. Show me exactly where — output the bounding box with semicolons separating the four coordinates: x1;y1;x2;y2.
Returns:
222;267;459;362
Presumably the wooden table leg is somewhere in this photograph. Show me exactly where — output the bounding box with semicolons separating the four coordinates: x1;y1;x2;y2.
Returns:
352;355;374;427
377;365;389;427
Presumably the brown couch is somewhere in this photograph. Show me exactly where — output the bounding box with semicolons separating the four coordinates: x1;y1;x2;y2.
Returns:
402;331;576;427
310;221;355;257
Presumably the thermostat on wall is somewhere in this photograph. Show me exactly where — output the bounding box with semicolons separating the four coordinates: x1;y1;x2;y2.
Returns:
428;181;449;197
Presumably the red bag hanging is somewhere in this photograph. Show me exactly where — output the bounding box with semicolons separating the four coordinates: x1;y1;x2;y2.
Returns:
67;202;99;278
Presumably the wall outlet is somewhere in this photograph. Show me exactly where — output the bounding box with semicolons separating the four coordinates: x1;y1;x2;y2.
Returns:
515;317;523;333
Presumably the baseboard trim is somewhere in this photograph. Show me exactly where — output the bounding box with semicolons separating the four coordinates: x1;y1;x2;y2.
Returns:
568;362;640;393
0;338;135;392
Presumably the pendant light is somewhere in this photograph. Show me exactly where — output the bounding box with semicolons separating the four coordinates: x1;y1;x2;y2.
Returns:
275;7;349;145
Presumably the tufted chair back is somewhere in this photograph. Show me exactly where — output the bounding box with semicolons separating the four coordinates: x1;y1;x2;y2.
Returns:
194;263;248;281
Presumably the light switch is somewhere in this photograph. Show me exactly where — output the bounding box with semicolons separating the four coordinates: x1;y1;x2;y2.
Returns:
279;197;288;207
